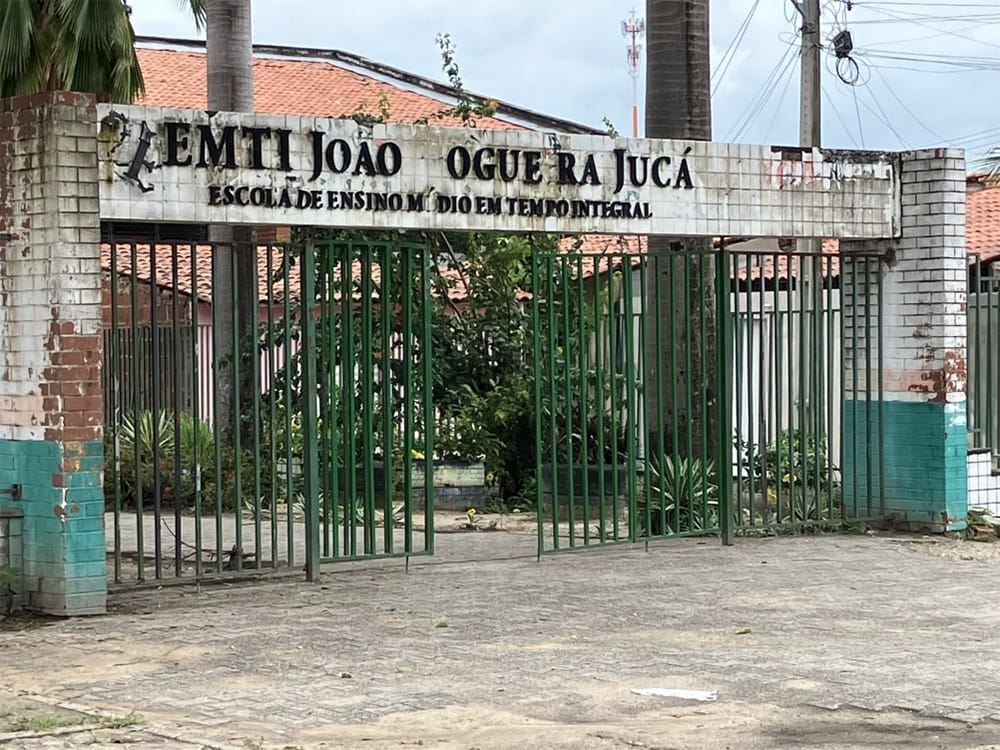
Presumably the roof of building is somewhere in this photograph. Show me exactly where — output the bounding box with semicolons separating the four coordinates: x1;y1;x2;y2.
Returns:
968;180;1000;261
134;39;603;135
134;47;518;131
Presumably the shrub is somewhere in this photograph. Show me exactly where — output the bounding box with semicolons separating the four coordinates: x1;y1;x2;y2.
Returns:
638;455;719;535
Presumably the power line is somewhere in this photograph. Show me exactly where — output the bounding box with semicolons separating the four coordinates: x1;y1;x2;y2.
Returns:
721;40;798;141
712;0;761;96
822;86;861;147
732;48;799;141
850;86;866;147
866;62;946;142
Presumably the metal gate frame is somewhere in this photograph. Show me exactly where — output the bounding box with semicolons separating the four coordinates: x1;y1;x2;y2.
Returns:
104;235;436;586
530;244;886;556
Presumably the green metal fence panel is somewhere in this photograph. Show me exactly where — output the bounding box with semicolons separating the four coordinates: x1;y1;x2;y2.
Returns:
104;236;306;584
532;245;886;553
969;253;1000;456
532;248;725;554
308;239;435;564
103;234;437;584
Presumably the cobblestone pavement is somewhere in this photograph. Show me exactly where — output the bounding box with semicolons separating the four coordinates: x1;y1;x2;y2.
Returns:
4;526;1000;749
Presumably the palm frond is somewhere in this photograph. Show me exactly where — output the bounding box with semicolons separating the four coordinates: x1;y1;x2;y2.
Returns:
185;0;206;31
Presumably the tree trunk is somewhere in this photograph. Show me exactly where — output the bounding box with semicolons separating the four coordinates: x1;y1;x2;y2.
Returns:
206;0;256;445
643;0;717;462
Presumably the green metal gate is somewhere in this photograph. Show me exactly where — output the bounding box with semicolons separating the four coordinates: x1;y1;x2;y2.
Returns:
531;245;886;554
104;235;435;585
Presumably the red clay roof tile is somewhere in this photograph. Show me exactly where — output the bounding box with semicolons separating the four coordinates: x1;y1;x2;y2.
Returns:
136;48;518;130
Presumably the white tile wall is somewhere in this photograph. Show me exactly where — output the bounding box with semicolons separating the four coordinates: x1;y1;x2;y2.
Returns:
96;104;900;239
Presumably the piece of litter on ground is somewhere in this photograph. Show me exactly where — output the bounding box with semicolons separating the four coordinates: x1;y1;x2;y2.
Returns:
631;688;718;701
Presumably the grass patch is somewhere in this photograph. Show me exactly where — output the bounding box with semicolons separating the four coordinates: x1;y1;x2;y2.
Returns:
6;715;85;732
98;711;144;729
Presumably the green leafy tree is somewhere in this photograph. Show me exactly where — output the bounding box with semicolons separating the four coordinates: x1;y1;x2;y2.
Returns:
0;0;144;101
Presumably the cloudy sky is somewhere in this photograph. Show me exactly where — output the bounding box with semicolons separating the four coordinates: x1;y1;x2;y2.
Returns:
131;0;1000;164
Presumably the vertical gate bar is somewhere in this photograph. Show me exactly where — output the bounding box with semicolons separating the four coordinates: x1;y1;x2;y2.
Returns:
864;258;874;517
343;242;357;557
420;247;435;553
698;253;708;493
326;242;342;559
265;245;277;567
717;245;734;544
316;243;331;558
282;244;295;567
109;233;122;582
380;242;395;555
608;256;621;540
813;257;824;514
683;253;694;528
592;257;608;544
301;240;321;581
170;241;183;575
744;255;756;528
826;258;835;521
622;256;639;542
635;256;650;540
149;237;163;578
231;245;243;572
211;244;223;572
653;253;666;537
668;254;680;533
575;255;591;545
877;256;885;517
988;263;994;451
972;258;980;446
250;243;263;570
732;253;744;531
759;257;771;527
797;255;807;523
130;242;145;580
775;253;786;523
546;254;560;549
560;260;576;547
531;249;544;558
190;243;202;577
402;248;415;556
848;256;859;519
360;247;376;555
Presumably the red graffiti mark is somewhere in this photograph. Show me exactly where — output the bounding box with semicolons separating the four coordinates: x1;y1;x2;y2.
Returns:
53;505;65;517
70;504;80;514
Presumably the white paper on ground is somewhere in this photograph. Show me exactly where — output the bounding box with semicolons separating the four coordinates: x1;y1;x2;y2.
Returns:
631;688;718;701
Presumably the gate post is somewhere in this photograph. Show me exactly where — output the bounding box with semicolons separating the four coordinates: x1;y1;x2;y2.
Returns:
842;149;967;532
0;92;106;613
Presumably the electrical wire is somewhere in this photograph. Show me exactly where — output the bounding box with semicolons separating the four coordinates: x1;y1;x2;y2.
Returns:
822;86;861;147
712;0;761;96
866;62;946;142
762;57;799;142
723;41;799;142
850;86;866;147
854;4;1000;51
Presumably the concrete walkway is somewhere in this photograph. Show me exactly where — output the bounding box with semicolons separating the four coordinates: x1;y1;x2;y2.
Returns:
3;529;1000;749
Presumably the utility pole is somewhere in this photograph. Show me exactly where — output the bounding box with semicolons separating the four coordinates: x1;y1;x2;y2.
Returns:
622;9;645;137
792;0;825;432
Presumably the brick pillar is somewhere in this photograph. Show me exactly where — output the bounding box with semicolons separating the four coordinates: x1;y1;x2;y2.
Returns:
0;92;105;614
842;148;967;532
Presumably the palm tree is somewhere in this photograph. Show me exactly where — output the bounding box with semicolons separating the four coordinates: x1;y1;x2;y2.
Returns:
0;0;144;101
642;0;717;461
200;0;257;446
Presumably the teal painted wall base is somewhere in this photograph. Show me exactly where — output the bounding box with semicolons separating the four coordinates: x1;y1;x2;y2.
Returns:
843;400;967;532
0;439;106;615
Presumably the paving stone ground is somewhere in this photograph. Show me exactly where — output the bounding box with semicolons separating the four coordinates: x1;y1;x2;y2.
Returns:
4;523;1000;749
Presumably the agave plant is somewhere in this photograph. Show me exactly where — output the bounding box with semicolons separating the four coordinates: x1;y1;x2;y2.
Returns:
638;454;719;536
